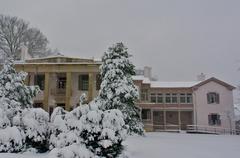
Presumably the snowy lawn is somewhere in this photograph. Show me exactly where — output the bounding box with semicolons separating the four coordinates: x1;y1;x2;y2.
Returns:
0;132;240;158
124;132;240;158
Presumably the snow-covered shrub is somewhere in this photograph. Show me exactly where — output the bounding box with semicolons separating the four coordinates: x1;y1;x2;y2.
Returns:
64;101;127;157
0;58;43;153
0;97;21;126
49;143;96;158
80;107;127;157
22;108;49;152
49;107;80;150
79;93;87;106
0;108;11;129
0;126;25;152
99;43;144;135
49;101;127;157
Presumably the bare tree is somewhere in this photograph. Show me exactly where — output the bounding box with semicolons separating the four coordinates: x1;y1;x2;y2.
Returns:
0;15;28;59
23;27;49;57
0;15;52;59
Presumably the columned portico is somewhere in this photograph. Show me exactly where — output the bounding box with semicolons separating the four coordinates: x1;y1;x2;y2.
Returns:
65;72;72;111
43;72;50;111
88;73;94;102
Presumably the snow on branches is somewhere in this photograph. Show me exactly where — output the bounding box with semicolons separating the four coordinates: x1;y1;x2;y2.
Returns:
99;43;144;135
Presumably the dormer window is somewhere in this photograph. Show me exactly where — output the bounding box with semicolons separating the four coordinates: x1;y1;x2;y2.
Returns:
207;92;220;104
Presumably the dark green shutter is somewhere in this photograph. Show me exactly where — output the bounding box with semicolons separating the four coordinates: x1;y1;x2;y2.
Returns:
207;93;210;104
216;93;220;104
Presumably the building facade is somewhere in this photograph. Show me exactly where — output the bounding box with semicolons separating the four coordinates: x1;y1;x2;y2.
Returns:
134;76;236;132
13;56;236;132
15;56;101;113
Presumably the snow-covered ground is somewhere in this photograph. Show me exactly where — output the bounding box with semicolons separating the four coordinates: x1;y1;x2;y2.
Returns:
124;132;240;158
0;132;240;158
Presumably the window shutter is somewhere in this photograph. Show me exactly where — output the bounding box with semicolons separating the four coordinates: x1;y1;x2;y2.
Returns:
207;93;211;104
216;93;220;104
217;115;221;125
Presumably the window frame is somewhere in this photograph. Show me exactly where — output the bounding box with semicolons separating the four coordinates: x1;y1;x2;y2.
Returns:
141;89;149;101
78;74;89;91
186;93;193;104
34;74;45;90
171;93;178;103
157;93;164;103
207;92;220;104
208;113;221;126
165;93;171;104
150;93;157;103
141;109;151;120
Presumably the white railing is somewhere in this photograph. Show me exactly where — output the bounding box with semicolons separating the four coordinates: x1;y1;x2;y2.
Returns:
187;125;240;135
144;123;180;131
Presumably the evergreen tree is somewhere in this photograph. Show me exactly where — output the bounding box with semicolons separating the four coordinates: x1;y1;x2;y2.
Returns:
0;58;40;108
99;43;144;135
0;58;47;153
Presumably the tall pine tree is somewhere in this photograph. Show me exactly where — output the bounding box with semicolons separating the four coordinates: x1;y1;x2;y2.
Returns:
99;43;144;135
0;58;39;109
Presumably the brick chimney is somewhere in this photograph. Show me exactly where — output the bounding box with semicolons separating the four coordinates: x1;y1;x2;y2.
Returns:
20;44;31;61
144;66;152;79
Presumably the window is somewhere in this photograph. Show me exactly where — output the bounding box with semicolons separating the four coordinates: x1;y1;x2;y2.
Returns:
57;77;66;89
96;74;102;90
180;94;186;103
208;114;221;126
79;75;89;91
165;93;171;103
141;89;148;101
171;93;178;103
34;74;45;90
150;93;157;103
157;93;164;103
207;92;219;104
186;93;193;103
142;109;151;120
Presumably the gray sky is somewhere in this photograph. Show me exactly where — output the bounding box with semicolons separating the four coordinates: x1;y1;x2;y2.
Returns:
0;0;240;87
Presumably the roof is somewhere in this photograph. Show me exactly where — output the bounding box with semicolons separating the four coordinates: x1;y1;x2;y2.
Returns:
151;81;200;88
192;77;236;90
14;55;102;65
132;76;151;84
133;75;236;90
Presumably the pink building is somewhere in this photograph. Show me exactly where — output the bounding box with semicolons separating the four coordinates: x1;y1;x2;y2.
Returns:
133;75;236;133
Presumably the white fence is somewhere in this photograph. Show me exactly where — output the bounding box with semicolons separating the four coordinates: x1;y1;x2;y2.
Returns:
186;125;240;135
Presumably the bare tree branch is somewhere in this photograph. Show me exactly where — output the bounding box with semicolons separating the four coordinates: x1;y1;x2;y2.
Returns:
0;15;52;60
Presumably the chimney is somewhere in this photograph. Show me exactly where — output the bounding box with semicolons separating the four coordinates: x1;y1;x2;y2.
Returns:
144;66;152;79
197;73;206;81
20;44;31;61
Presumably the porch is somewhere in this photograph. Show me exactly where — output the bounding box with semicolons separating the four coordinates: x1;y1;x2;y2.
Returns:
142;110;193;132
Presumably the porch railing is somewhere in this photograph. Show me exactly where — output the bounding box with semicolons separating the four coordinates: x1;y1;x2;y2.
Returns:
186;125;240;135
144;123;180;132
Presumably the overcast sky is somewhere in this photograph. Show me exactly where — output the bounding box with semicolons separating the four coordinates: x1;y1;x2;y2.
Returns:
0;0;240;87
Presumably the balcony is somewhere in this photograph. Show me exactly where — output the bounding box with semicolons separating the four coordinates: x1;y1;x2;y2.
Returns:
51;88;66;96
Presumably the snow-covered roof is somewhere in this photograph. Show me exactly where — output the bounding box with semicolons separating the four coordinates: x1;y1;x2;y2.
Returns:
132;76;151;84
12;54;102;65
133;75;199;88
132;75;236;90
151;81;200;88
